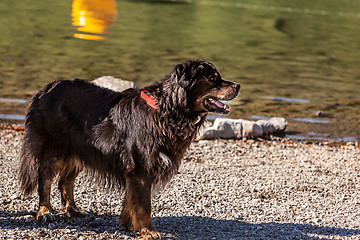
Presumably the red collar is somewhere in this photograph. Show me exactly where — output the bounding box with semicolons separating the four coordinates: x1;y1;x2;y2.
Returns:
140;90;159;110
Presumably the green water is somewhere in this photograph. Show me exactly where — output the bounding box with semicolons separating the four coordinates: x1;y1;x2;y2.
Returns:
1;0;360;141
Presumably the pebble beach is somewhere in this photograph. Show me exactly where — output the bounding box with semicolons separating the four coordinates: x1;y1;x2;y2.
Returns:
0;127;359;239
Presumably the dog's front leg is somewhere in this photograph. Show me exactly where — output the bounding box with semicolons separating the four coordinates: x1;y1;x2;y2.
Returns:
120;173;161;239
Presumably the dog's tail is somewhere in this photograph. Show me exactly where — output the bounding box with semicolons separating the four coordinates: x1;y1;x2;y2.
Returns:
19;81;64;196
19;134;39;196
19;81;63;196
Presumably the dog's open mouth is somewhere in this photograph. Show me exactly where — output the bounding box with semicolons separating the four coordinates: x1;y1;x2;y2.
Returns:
203;97;230;114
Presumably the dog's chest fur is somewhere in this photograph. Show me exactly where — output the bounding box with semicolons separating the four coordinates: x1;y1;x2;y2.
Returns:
150;112;206;181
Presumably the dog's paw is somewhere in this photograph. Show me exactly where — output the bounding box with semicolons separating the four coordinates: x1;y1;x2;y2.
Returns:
66;206;89;218
37;212;57;223
140;228;162;240
36;206;57;222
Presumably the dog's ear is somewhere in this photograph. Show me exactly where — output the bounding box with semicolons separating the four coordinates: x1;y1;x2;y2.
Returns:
175;61;204;89
175;62;190;88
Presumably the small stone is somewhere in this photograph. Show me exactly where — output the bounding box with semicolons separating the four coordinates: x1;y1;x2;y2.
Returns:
48;223;56;230
314;111;323;117
311;218;322;224
10;194;20;200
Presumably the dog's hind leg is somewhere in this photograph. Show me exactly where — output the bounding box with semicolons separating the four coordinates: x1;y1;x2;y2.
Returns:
36;156;59;222
120;173;161;240
58;160;86;217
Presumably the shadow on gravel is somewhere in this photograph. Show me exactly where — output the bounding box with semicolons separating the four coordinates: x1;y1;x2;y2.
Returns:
1;211;359;239
153;216;360;240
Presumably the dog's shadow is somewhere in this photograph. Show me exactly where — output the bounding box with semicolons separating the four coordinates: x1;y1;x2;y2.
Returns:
1;211;359;239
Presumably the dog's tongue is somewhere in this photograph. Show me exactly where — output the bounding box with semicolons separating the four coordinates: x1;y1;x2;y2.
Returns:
214;99;230;111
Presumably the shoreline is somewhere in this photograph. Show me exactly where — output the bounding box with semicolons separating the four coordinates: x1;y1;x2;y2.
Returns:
0;128;359;239
1;94;360;143
1;122;359;146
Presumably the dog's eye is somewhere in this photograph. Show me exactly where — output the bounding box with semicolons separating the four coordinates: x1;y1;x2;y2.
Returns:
209;76;217;82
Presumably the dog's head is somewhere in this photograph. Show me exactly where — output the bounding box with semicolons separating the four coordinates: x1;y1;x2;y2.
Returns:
172;60;240;115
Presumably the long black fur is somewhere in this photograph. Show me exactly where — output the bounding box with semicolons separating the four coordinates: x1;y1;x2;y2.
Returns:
19;60;228;195
19;60;240;237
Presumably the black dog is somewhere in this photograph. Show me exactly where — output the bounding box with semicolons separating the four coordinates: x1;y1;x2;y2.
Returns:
19;60;240;239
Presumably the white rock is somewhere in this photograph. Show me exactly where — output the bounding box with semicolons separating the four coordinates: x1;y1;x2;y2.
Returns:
256;117;287;134
199;117;287;140
200;118;240;140
268;117;288;132
240;120;263;137
256;119;276;134
92;76;138;92
214;118;243;139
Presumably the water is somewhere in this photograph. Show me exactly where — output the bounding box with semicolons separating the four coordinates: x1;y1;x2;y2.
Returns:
0;0;359;141
0;114;26;121
293;118;330;124
262;96;310;103
0;98;27;104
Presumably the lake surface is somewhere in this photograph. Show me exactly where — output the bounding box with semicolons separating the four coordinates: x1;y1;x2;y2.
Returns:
1;0;359;141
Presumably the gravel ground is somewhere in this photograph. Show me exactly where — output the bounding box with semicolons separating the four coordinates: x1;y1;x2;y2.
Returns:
0;128;359;239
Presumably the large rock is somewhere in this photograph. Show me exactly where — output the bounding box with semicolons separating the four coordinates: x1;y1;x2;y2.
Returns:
256;119;276;135
241;120;263;138
257;117;287;135
200;118;243;140
92;76;138;92
199;117;287;140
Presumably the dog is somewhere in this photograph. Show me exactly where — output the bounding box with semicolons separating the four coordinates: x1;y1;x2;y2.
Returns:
19;60;240;239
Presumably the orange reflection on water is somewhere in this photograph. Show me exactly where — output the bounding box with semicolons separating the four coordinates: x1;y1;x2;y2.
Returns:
72;0;118;41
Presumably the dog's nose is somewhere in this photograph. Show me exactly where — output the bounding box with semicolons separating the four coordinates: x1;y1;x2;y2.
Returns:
233;83;240;92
